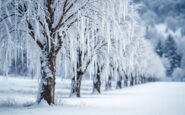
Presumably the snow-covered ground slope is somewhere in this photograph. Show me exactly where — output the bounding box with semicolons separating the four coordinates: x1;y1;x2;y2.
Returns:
0;77;185;115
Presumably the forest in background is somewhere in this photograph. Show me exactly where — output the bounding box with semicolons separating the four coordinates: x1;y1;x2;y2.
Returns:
134;0;185;81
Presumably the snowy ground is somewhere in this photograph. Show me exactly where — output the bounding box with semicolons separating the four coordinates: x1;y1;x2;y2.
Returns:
0;76;185;115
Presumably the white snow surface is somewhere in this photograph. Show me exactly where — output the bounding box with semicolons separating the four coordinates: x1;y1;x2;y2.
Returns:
0;76;185;115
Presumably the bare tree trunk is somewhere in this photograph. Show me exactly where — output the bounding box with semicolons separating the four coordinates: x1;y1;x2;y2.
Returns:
70;76;76;96
105;75;112;90
134;76;137;85
130;74;134;86
116;69;122;89
138;76;141;84
124;75;128;87
76;70;83;97
141;76;145;84
37;50;56;105
70;70;83;97
93;66;101;94
116;76;122;89
93;75;101;93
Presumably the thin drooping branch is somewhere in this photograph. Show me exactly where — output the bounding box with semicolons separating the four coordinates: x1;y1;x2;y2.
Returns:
27;21;44;50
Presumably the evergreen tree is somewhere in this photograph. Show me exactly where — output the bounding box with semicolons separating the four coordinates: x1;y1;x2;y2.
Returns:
155;40;163;57
163;34;181;76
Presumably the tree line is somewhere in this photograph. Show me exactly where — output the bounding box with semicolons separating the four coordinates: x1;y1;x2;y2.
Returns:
0;0;165;105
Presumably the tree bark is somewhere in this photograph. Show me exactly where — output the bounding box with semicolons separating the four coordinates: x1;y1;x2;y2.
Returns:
116;76;122;89
116;69;122;89
130;75;134;86
141;76;145;84
70;70;83;97
124;75;128;87
93;67;101;94
134;76;137;85
105;75;112;90
37;50;56;105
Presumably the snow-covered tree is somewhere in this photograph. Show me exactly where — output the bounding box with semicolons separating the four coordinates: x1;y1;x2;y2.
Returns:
0;0;93;105
156;40;163;57
0;0;166;104
68;15;108;97
163;34;181;76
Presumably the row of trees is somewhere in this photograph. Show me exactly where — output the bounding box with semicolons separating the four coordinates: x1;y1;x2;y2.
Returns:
0;0;165;105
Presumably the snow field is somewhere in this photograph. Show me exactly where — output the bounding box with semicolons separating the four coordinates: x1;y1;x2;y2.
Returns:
0;76;185;115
